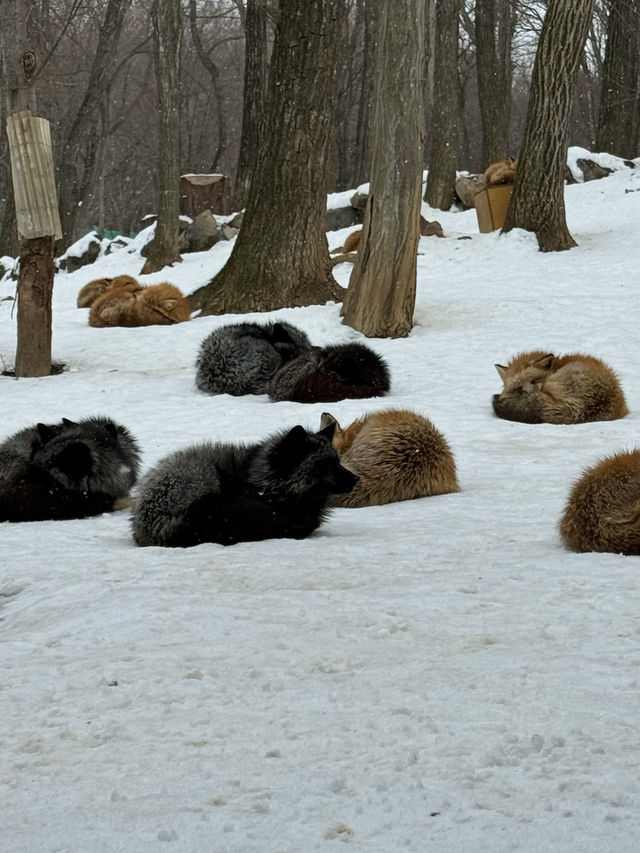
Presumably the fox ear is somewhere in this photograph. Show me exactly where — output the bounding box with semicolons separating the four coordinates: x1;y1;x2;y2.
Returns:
36;423;58;444
318;418;337;441
271;322;290;343
534;353;554;370
162;299;178;311
319;412;338;433
61;417;78;428
495;364;508;381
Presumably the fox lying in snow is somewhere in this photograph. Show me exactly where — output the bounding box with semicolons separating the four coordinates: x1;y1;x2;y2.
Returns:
89;282;191;327
560;450;640;555
492;351;628;424
77;275;141;308
319;409;459;508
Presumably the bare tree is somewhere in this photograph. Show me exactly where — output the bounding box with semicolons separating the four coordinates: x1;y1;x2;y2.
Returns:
341;0;425;338
503;0;596;251
424;0;461;209
190;0;347;316
140;0;183;274
232;0;270;209
56;0;133;248
596;0;640;158
475;0;515;167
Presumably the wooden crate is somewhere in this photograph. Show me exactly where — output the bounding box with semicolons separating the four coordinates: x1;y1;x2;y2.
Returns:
474;184;513;233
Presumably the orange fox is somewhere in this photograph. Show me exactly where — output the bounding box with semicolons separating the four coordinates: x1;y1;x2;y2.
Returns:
560;450;640;555
492;351;628;424
484;157;518;186
89;282;191;327
319;409;459;508
77;274;141;308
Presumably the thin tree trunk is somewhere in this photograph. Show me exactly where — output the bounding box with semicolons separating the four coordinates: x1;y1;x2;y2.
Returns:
232;0;268;209
503;0;596;252
190;0;347;316
353;0;377;186
57;0;133;248
342;0;425;338
141;0;183;274
424;0;460;210
476;0;514;167
596;0;640;158
15;236;54;377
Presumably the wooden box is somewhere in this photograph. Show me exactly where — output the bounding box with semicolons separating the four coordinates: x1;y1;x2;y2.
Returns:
474;184;513;233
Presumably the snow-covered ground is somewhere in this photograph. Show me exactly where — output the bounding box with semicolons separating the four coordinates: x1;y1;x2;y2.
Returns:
2;154;640;852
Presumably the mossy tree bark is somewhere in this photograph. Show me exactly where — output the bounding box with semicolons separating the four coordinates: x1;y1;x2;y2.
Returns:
502;0;596;252
341;0;425;338
141;0;183;275
190;0;347;316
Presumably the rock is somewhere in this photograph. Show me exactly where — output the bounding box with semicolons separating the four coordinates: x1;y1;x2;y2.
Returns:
179;209;220;253
420;216;443;238
576;159;613;182
455;174;484;209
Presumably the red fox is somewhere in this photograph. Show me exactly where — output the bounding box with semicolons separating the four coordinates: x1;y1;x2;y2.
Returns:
89;282;191;327
319;409;459;508
560;450;640;554
77;274;141;308
484;157;518;185
492;351;629;424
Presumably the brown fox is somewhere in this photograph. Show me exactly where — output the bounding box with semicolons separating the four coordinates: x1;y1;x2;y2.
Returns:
89;282;191;327
484;157;518;186
77;274;141;308
492;351;629;424
560;450;640;554
319;409;459;508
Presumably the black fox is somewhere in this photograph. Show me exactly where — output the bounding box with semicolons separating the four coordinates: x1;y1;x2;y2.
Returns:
131;423;358;547
269;342;391;403
195;320;311;395
0;416;141;522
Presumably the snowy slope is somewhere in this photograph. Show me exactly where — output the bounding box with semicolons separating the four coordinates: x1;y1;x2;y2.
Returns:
2;157;640;852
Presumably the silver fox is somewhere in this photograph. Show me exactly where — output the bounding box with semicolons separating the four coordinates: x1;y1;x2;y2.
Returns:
195;321;311;395
0;416;141;522
132;423;357;547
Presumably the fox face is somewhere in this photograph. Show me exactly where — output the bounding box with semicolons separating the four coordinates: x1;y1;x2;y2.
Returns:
266;424;358;497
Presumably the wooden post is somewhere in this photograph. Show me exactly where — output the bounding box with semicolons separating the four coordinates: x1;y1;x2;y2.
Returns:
6;110;62;377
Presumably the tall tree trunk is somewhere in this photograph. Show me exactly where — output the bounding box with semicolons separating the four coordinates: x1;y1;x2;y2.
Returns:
341;0;425;338
233;0;269;210
503;0;596;252
475;0;515;168
424;0;460;210
190;0;347;316
596;0;640;158
57;0;133;249
353;0;378;186
188;0;228;173
141;0;183;274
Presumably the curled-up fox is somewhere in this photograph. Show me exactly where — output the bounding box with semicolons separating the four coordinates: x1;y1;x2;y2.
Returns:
319;409;459;508
89;282;191;327
560;450;640;555
492;351;628;424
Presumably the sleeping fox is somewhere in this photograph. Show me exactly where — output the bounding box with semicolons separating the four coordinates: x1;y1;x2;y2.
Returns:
484;157;518;186
319;409;459;508
492;351;628;424
560;450;640;555
77;274;141;308
89;282;191;327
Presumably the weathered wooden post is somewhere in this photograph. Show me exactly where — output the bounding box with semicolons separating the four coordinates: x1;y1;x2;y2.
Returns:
7;110;62;376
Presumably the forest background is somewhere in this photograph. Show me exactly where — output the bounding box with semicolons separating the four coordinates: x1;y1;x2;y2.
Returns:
0;0;638;258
